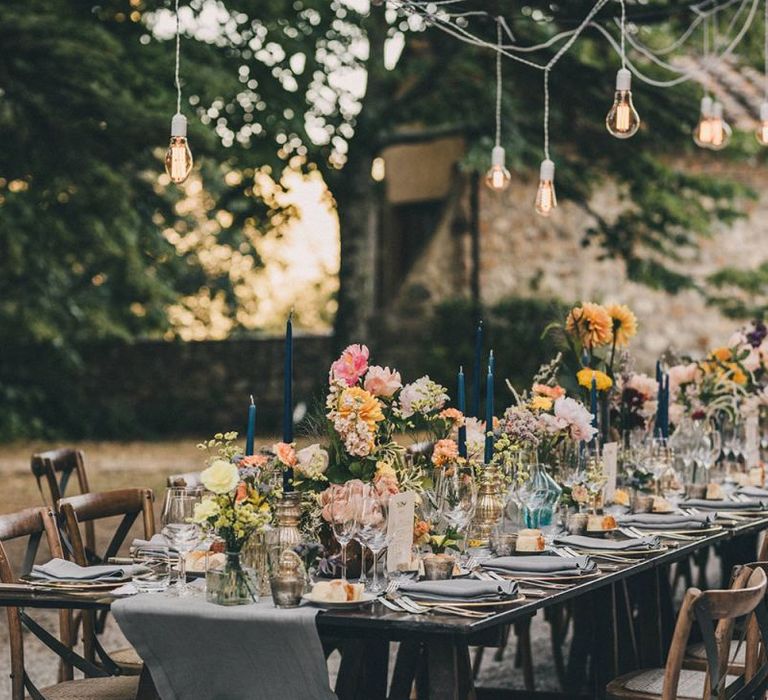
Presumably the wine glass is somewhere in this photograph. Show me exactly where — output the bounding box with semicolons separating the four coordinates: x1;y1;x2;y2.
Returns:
355;496;388;593
330;485;357;581
351;484;373;586
161;491;201;596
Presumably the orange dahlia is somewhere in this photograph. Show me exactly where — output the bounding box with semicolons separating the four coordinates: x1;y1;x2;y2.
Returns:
565;302;613;349
606;304;638;347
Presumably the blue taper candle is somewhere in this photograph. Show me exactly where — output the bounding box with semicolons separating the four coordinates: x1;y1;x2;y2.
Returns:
245;395;256;457
488;349;495;375
283;312;294;492
471;320;483;418
590;377;598;447
484;360;494;464
654;363;663;438
662;374;670;438
457;366;467;459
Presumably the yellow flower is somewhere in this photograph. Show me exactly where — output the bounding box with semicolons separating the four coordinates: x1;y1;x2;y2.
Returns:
711;347;732;362
337;386;385;430
192;497;220;523
727;363;748;385
577;368;613;391
565;302;613;349
200;459;240;494
606;304;637;347
530;395;553;411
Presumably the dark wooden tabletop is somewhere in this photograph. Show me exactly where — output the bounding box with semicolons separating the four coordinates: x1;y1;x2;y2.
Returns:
3;514;765;642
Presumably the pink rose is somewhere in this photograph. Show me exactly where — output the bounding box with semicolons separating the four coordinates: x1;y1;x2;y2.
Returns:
668;363;699;398
624;373;658;401
330;344;370;387
363;365;402;398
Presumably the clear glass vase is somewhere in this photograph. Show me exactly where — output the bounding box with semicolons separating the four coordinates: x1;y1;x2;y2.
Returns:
206;551;259;606
520;463;562;538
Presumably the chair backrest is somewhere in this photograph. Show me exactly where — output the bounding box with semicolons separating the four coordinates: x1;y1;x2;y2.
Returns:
57;488;155;566
662;565;768;700
30;448;90;505
30;448;95;556
166;471;202;489
0;507;69;700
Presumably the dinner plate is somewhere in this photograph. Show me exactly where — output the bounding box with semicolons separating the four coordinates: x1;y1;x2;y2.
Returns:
301;592;376;609
583;527;619;538
412;594;526;609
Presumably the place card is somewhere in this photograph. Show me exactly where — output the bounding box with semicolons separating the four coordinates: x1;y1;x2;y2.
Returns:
386;492;417;573
602;442;618;501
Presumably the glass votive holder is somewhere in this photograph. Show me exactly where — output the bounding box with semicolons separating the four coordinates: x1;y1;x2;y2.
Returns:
132;545;171;593
565;512;588;536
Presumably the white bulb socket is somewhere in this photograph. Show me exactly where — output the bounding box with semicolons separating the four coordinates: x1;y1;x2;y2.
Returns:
700;96;713;116
615;68;632;92
760;102;768;121
170;113;188;137
491;146;506;168
712;101;724;119
539;159;555;181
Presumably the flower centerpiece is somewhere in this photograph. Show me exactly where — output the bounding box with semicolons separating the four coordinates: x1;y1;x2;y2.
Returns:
192;433;274;604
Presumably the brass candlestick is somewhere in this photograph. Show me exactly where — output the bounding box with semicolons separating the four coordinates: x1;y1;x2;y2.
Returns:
472;466;505;541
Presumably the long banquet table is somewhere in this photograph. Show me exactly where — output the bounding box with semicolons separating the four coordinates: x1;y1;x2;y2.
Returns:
3;516;767;700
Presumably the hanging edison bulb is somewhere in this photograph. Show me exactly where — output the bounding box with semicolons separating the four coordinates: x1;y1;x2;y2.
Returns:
756;103;768;146
692;96;714;148
708;101;731;151
485;146;511;192
606;68;640;139
164;113;193;184
534;159;557;217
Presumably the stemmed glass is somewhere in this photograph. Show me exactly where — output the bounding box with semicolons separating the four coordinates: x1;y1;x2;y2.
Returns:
437;470;477;557
351;484;373;587
355;495;388;593
330;485;358;581
161;490;201;596
694;419;722;484
644;438;673;496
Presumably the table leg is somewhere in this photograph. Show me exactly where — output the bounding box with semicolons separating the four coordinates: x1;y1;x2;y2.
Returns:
336;638;389;700
390;641;422;700
424;638;476;699
136;665;160;700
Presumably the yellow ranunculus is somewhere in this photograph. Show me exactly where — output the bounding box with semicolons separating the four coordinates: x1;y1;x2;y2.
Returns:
711;347;732;362
577;368;613;391
530;395;553;411
192;497;220;523
201;459;240;494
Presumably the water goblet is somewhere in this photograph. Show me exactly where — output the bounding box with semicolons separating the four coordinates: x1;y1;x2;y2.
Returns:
355;495;388;593
161;491;201;596
330;484;358;581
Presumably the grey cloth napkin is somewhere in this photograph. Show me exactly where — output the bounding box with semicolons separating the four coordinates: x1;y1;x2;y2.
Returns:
131;534;176;551
554;534;660;551
737;486;768;498
617;512;715;530
682;498;767;511
480;555;596;576
31;558;139;582
113;595;336;700
398;579;518;602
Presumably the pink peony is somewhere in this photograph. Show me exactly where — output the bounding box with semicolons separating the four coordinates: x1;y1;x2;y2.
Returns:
668;363;699;399
272;442;297;467
554;397;598;442
320;480;367;522
330;344;370;387
363;365;402;398
624;373;658;401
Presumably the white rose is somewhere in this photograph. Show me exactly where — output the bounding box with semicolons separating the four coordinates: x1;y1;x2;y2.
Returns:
193;497;220;523
200;459;239;494
296;444;329;478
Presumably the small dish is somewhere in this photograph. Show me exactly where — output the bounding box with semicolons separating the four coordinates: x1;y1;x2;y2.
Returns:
301;592;376;609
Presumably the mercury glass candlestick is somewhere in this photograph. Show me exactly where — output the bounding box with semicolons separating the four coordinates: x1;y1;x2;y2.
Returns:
472;466;505;541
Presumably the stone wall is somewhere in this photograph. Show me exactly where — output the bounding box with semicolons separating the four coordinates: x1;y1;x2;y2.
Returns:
388;158;768;366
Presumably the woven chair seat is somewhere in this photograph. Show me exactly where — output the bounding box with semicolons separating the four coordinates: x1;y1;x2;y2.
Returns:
607;667;739;699
109;645;144;674
36;675;139;700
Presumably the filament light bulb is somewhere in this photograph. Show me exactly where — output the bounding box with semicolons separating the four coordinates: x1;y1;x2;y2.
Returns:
756;102;768;146
693;96;714;148
534;159;557;217
485;146;511;192
708;101;731;151
164;113;193;184
606;69;640;139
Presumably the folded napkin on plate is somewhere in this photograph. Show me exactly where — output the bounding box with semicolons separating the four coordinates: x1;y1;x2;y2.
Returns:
479;555;596;576
31;558;141;582
399;579;518;602
553;534;660;551
737;486;768;498
682;498;767;511
617;512;715;530
131;534;177;552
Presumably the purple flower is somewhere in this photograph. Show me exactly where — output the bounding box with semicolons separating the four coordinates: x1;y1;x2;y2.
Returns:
747;320;767;348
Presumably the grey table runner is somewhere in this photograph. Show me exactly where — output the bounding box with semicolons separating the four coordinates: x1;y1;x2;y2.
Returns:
113;594;337;700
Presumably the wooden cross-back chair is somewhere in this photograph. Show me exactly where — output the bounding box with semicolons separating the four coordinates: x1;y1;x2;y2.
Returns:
606;565;768;700
0;507;139;700
57;489;154;676
31;449;95;556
